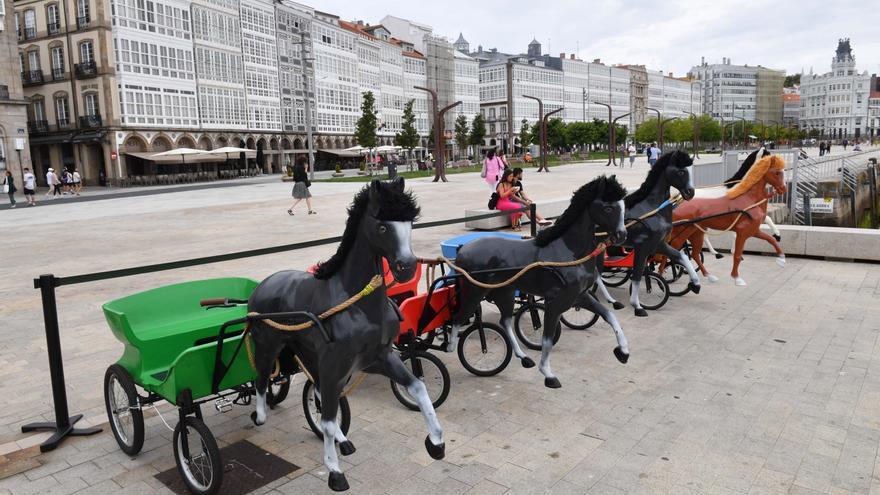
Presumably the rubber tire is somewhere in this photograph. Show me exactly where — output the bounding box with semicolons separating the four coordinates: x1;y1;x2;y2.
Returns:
266;374;291;407
301;381;351;441
104;364;145;456
390;350;450;412
600;267;630;287
513;303;562;351
662;261;692;297
561;304;600;330
457;322;512;377
635;272;670;311
172;417;222;495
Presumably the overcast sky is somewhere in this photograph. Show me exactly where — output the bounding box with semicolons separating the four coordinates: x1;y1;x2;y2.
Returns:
314;0;880;77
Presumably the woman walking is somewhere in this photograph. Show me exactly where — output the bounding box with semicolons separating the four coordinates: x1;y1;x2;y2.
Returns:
481;148;505;193
495;169;524;231
287;156;315;215
3;171;17;208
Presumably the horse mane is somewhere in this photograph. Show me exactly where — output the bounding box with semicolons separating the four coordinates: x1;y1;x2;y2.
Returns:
535;175;626;247
624;150;692;208
726;155;785;199
724;147;770;188
314;180;420;279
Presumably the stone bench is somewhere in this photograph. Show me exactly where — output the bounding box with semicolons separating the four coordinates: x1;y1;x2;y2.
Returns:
465;198;570;230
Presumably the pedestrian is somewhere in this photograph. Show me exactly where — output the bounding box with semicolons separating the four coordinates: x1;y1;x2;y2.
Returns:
287;156;315;215
72;169;82;195
819;141;826;156
511;167;551;225
627;143;637;168
497;148;510;170
45;168;56;198
843;139;848;150
3;171;16;208
826;142;832;155
495;169;524;231
22;168;36;206
648;142;661;168
53;169;62;197
480;147;505;193
61;168;71;195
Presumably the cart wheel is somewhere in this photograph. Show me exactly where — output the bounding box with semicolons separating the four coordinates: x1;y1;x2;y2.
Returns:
267;374;291;408
390;350;450;411
600;267;630;287
635;272;670;311
513;303;561;351
560;303;600;330
457;322;512;377
659;261;693;297
302;381;351;441
104;364;145;456
173;417;222;495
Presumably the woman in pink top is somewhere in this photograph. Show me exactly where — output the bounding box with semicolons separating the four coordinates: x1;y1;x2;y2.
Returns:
481;148;505;192
495;169;524;231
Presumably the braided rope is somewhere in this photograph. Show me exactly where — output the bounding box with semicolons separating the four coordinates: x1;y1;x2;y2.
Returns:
685;198;768;235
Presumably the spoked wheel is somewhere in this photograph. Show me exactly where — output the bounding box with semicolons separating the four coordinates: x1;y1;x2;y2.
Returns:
634;272;670;311
658;261;693;297
561;304;600;330
513;303;561;351
173;417;222;495
104;364;145;456
390;350;450;411
457;322;512;377
600;267;630;287
302;380;351;441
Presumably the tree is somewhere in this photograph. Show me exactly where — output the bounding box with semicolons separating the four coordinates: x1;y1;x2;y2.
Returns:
454;114;470;159
696;114;721;142
394;99;420;155
784;74;801;87
615;124;628;145
545;118;568;150
469;114;486;154
592;119;609;148
519;119;533;150
635;118;659;144
567;121;594;149
355;91;379;150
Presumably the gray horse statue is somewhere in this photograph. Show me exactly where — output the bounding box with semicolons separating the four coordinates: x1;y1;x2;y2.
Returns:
448;175;629;389
247;178;445;492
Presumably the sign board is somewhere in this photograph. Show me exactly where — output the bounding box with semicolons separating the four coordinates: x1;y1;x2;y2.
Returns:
14;138;25;150
796;197;834;213
111;151;118;160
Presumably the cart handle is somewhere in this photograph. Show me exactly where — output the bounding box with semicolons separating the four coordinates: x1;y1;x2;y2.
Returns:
200;297;248;307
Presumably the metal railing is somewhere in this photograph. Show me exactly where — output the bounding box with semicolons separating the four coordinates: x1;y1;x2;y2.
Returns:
52;67;66;80
79;114;102;128
48;22;62;35
791;149;880;225
74;61;97;78
76;15;90;30
23;203;536;452
24;27;37;39
28;120;49;134
21;70;45;86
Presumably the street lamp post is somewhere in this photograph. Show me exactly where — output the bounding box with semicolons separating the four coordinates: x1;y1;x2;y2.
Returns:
592;101;612;166
523;95;563;172
646;106;662;147
766;120;779;147
728;116;746;148
682;110;699;159
414;85;461;182
660;117;678;150
611;112;632;166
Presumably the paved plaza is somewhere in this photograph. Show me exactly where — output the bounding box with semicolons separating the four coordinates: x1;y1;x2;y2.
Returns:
1;161;879;494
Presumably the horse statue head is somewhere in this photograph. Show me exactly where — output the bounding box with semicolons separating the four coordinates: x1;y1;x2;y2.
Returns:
726;154;786;199
314;177;420;282
536;174;628;247
724;147;771;188
661;150;695;200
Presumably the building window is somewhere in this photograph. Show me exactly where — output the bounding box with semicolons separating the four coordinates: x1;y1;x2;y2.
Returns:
84;93;99;116
77;0;90;27
55;97;70;126
51;46;65;76
27;50;40;72
80;40;94;63
24;9;37;39
32;98;46;121
47;4;61;34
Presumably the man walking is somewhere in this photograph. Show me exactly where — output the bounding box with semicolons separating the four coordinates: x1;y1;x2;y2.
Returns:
627;143;637;168
648;143;661;168
23;168;37;206
45;168;56;198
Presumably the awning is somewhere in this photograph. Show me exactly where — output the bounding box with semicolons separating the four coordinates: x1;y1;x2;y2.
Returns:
71;131;106;143
28;133;74;145
124;151;245;164
318;149;365;158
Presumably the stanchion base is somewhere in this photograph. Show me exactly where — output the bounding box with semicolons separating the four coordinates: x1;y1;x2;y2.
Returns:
21;414;102;452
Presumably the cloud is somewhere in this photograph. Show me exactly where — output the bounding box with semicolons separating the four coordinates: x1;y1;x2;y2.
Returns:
313;0;880;76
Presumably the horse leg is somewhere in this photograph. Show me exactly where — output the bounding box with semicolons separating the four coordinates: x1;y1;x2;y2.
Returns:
250;328;283;426
447;283;486;352
656;242;700;294
315;377;348;492
754;230;785;267
628;249;651;317
378;351;445;459
689;231;716;282
495;288;535;368
594;278;624;310
731;232;748;286
765;216;782;241
578;291;629;364
308;385;354;455
538;301;570;388
703;237;724;260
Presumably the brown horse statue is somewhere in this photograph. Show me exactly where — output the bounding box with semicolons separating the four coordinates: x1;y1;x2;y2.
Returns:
669;154;786;286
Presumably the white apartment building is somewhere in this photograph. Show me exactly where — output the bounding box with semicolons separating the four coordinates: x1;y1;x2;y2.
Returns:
310;11;358;142
799;39;872;140
453;49;479;121
689;58;782;123
275;1;312;138
240;0;280;131
402;51;429;135
648;71;699;119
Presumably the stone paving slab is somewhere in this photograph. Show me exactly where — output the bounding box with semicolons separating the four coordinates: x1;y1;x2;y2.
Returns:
1;161;879;494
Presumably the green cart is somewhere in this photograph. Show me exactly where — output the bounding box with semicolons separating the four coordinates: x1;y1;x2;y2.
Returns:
102;277;351;495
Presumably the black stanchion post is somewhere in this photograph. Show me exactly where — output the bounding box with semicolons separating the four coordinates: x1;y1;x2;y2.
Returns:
529;203;537;238
21;274;101;452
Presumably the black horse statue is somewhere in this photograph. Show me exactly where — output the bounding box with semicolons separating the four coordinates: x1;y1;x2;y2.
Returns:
247;178;445;492
597;150;700;316
448;175;629;389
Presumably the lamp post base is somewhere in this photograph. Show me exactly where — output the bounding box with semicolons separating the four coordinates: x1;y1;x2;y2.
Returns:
21;414;102;452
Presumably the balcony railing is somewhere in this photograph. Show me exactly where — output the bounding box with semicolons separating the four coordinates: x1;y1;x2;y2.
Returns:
48;22;62;35
58;118;71;129
21;71;45;86
79;115;102;128
24;27;37;40
77;15;91;30
74;61;97;78
0;85;9;100
52;67;66;81
28;120;49;134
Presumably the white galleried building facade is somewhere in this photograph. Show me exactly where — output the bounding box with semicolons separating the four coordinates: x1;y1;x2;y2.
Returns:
689;57;785;123
799;39;873;140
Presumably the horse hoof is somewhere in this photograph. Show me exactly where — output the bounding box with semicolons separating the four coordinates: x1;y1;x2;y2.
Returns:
634;308;648;317
688;282;701;294
734;277;747;287
425;436;446;460
338;440;356;456
707;274;719;283
250;411;263;426
521;356;536;368
773;234;782;241
714;253;724;260
612;301;625;310
613;346;629;363
544;377;562;389
776;257;786;268
328;472;350;492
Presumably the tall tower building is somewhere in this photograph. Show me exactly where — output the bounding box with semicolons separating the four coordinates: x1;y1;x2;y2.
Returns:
453;32;468;54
